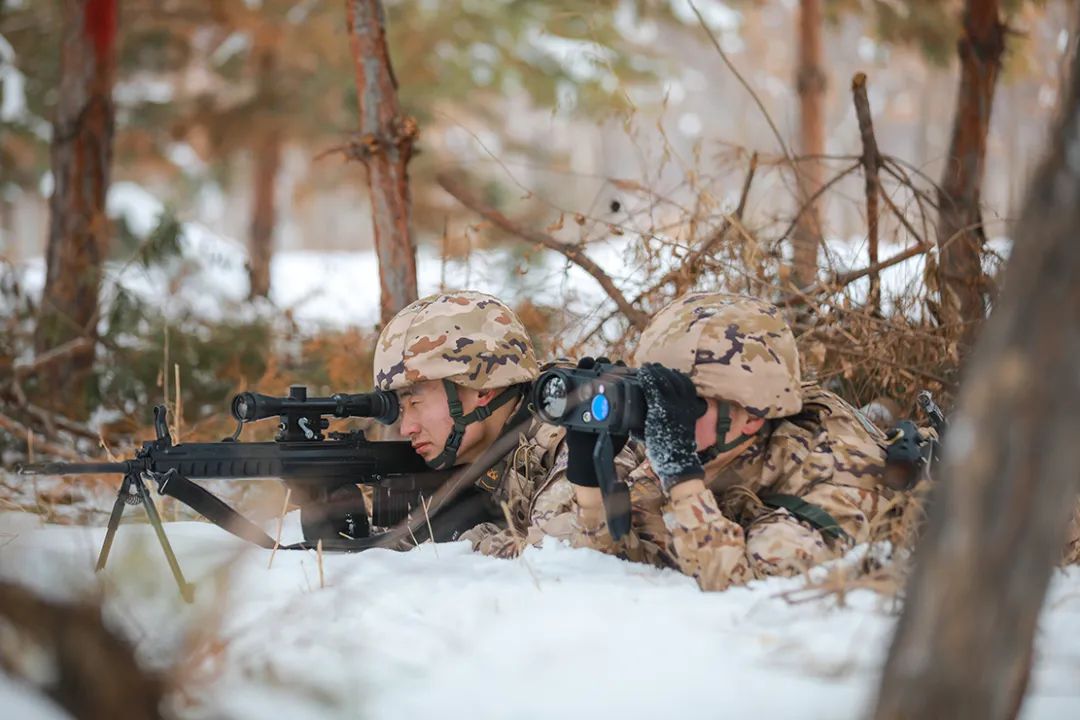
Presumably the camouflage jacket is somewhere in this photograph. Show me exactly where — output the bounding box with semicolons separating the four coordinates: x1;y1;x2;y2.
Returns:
574;383;899;590
459;420;650;559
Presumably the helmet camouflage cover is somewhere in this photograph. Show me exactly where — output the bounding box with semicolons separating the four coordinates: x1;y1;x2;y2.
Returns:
633;292;801;418
374;291;539;391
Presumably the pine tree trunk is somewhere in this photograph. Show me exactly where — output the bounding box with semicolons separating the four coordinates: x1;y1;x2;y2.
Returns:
248;45;279;300
873;12;1080;718
935;0;1004;351
34;0;117;415
346;0;418;324
793;0;825;289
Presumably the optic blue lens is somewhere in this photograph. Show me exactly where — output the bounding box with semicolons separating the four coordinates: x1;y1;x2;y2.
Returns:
591;393;610;422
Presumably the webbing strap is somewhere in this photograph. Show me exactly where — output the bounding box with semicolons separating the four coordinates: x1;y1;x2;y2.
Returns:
153;471;283;549
698;401;759;464
428;381;523;470
759;492;851;543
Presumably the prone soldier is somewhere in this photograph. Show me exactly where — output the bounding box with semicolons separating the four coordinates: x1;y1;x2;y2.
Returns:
373;290;658;558
568;292;904;591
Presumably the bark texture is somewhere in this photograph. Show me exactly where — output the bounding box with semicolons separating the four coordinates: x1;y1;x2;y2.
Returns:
34;0;118;413
793;0;826;289
346;0;418;324
248;44;280;300
873;13;1080;718
935;0;1005;350
852;72;882;314
0;581;163;720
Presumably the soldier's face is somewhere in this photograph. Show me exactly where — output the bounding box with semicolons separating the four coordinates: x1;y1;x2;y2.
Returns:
397;381;487;464
695;399;764;451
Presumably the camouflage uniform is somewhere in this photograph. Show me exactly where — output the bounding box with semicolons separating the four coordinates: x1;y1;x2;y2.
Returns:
374;290;647;558
574;293;898;591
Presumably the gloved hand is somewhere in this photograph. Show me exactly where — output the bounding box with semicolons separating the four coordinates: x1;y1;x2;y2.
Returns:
565;356;629;487
638;362;707;492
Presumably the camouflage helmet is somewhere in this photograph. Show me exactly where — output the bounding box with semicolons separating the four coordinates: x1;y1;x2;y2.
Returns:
633;292;801;418
374;291;539;392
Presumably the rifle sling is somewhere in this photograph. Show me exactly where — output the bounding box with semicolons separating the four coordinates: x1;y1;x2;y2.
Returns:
154;472;281;549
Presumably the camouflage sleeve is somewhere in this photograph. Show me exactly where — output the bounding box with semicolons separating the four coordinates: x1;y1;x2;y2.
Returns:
564;441;669;567
663;486;754;592
460;522;522;559
743;507;835;577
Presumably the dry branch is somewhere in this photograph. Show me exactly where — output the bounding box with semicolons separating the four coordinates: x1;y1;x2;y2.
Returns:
0;412;84;461
436;172;649;331
13;337;94;379
852;72;882;313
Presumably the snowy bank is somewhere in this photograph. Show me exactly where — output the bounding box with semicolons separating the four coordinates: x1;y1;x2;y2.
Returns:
0;511;1077;720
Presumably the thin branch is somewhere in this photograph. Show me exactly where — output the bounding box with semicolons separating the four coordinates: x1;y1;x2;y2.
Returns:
777;241;933;308
778;163;862;244
852;72;882;314
12;337;94;379
436;172;649;331
0;413;84;461
688;2;791;163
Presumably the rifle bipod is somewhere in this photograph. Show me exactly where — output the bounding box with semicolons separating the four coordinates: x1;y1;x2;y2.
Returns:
96;472;195;603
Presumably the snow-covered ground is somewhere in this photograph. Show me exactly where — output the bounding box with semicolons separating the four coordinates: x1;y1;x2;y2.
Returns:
0;510;1078;720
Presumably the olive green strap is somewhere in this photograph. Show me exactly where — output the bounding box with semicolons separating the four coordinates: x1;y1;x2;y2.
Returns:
759;493;851;543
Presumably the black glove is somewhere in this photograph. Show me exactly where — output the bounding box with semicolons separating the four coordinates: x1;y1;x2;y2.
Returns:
565;356;628;487
638;363;707;492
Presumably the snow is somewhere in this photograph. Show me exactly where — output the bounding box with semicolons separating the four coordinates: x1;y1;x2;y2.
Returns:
0;509;1078;720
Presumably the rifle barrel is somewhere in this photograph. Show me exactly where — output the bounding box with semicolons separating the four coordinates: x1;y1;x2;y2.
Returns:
17;461;133;476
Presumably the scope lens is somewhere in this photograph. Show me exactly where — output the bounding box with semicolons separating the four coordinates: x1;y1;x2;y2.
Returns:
231;393;253;421
539;375;569;420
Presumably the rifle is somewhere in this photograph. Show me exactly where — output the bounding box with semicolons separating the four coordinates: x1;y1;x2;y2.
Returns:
16;385;473;601
883;390;948;490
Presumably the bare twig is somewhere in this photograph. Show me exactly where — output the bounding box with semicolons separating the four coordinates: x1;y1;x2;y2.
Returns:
833;241;933;287
268;487;292;570
12;337;94;379
437;172;649;330
776;241;933;308
0;413;83;461
20;403;99;442
688;2;791;163
852;72;882;314
568;153;761;351
420;494;439;558
316;539;325;589
778;163;862;247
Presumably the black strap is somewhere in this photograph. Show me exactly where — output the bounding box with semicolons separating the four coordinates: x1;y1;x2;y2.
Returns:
759;492;851;543
153;470;281;549
428;381;523;470
698;401;759;464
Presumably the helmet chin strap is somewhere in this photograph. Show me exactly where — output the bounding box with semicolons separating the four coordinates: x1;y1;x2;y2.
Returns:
426;380;523;470
697;400;759;465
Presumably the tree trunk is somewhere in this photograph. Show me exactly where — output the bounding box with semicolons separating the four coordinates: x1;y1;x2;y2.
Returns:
935;0;1005;351
793;0;826;289
345;0;418;324
873;11;1080;718
34;0;117;415
248;45;280;300
0;581;163;720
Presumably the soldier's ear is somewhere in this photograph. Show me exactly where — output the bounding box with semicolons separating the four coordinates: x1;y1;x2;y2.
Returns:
742;415;766;435
475;388;498;406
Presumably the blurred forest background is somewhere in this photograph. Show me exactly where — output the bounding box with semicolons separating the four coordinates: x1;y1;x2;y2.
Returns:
3;4;1080;719
0;0;1074;457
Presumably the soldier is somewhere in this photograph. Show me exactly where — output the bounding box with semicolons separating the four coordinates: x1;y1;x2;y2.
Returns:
569;292;901;591
373;290;658;559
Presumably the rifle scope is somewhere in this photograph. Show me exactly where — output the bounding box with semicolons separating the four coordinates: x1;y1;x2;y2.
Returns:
530;363;646;435
231;385;400;426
